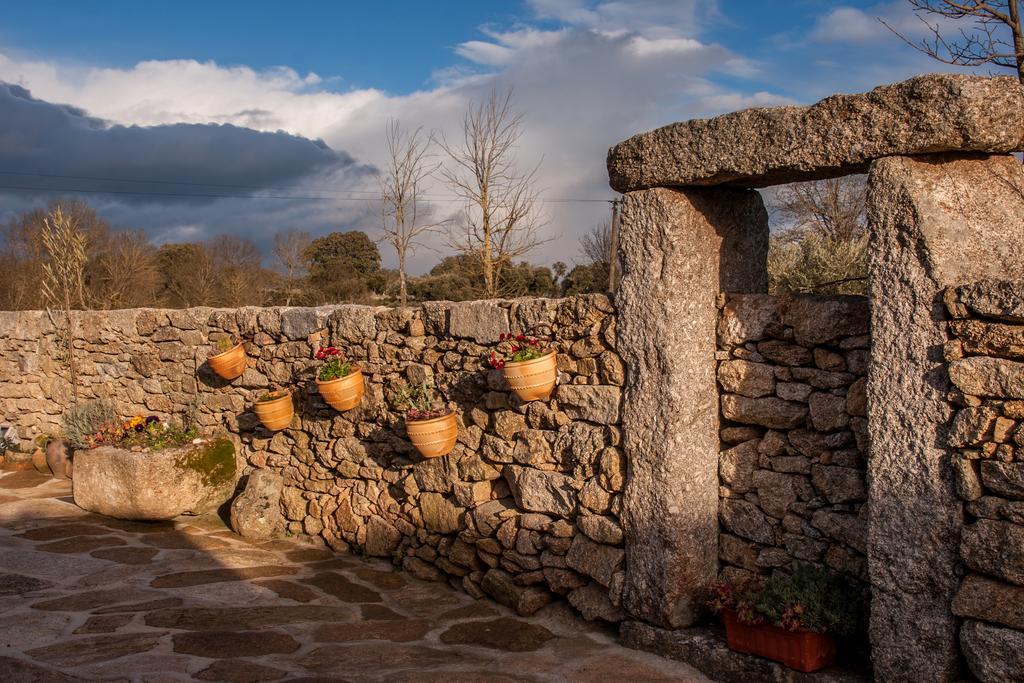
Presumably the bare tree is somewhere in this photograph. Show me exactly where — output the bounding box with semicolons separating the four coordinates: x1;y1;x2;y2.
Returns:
438;89;547;298
40;206;88;400
272;229;311;306
380;120;441;307
773;176;867;241
579;220;614;267
884;1;1023;82
767;177;869;295
207;234;265;307
89;230;160;309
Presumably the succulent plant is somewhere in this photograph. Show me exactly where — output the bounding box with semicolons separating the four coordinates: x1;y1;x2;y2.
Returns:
62;399;117;449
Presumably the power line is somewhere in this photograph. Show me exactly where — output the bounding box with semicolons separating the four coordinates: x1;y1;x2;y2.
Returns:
0;171;614;204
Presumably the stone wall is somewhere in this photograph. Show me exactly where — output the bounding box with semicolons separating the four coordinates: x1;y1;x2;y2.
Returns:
944;280;1024;681
0;295;628;622
715;293;870;585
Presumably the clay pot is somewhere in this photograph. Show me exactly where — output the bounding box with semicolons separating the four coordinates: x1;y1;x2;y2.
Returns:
208;342;247;380
316;368;365;412
31;448;50;474
406;412;458;459
254;390;294;432
45;439;70;479
502;351;558;401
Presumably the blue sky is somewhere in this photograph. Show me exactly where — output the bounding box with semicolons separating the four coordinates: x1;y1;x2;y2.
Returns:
0;0;998;271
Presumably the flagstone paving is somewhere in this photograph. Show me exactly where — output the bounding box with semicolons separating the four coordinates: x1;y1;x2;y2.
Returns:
0;468;709;682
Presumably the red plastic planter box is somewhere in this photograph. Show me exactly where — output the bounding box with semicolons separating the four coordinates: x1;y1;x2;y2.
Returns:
723;609;837;673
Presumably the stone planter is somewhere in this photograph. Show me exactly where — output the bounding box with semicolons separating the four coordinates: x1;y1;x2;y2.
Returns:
72;437;237;521
723;609;836;673
316;368;364;412
406;412;458;458
254;390;293;431
208;342;247;380
503;351;557;401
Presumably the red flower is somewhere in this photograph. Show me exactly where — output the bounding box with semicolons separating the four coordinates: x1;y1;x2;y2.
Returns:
515;334;525;341
499;333;507;340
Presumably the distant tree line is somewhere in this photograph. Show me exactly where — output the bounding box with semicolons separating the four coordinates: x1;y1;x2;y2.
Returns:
0;198;615;311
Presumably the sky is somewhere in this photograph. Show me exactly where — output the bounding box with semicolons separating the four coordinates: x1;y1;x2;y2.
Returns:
0;0;1000;273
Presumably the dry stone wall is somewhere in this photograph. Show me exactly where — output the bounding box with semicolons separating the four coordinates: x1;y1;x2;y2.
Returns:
944;280;1024;681
0;295;628;622
715;293;870;586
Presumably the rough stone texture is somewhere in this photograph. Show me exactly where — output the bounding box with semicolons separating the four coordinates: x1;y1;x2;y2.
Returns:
952;279;1024;323
73;439;237;521
952;574;1024;631
230;468;286;540
961;519;1024;585
616;187;767;628
608;74;1024;191
948;356;1024;399
960;620;1024;683
866;154;1024;682
716;294;869;585
0;295;626;627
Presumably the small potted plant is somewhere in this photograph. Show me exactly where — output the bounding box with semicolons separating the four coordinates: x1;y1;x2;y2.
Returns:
706;565;864;673
395;381;457;458
208;335;247;380
253;387;294;432
488;332;557;401
314;346;364;412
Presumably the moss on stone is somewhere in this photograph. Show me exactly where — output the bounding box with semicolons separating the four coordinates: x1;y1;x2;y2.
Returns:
173;437;236;487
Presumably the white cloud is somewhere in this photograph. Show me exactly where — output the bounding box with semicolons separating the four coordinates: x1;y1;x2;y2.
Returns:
808;2;960;45
527;0;718;38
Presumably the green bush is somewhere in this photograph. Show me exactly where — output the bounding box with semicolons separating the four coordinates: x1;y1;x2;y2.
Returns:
709;564;866;637
62;399;117;449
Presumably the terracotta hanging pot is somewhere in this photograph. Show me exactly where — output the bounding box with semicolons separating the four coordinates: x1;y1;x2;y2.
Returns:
502;351;557;401
208;342;247;380
406;412;458;458
254;390;294;432
316;368;365;412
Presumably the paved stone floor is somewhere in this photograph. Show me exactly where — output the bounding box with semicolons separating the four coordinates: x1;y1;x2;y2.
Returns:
0;468;709;682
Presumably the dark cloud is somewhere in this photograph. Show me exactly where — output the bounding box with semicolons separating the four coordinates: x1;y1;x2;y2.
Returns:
0;83;379;258
0;82;373;196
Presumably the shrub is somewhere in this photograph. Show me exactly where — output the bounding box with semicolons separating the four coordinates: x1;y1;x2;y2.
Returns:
768;232;868;295
708;565;866;638
62;399;118;449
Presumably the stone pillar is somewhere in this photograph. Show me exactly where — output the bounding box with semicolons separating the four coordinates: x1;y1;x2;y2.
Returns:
617;187;768;628
866;153;1024;681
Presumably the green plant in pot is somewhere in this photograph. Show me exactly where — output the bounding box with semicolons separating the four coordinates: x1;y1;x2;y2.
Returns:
394;381;456;458
706;565;866;673
207;335;247;380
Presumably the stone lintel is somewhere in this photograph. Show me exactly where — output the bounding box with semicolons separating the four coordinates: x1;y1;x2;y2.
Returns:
608;74;1024;191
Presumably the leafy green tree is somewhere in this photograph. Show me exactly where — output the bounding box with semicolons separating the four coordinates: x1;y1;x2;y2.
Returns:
302;231;382;303
560;263;607;296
